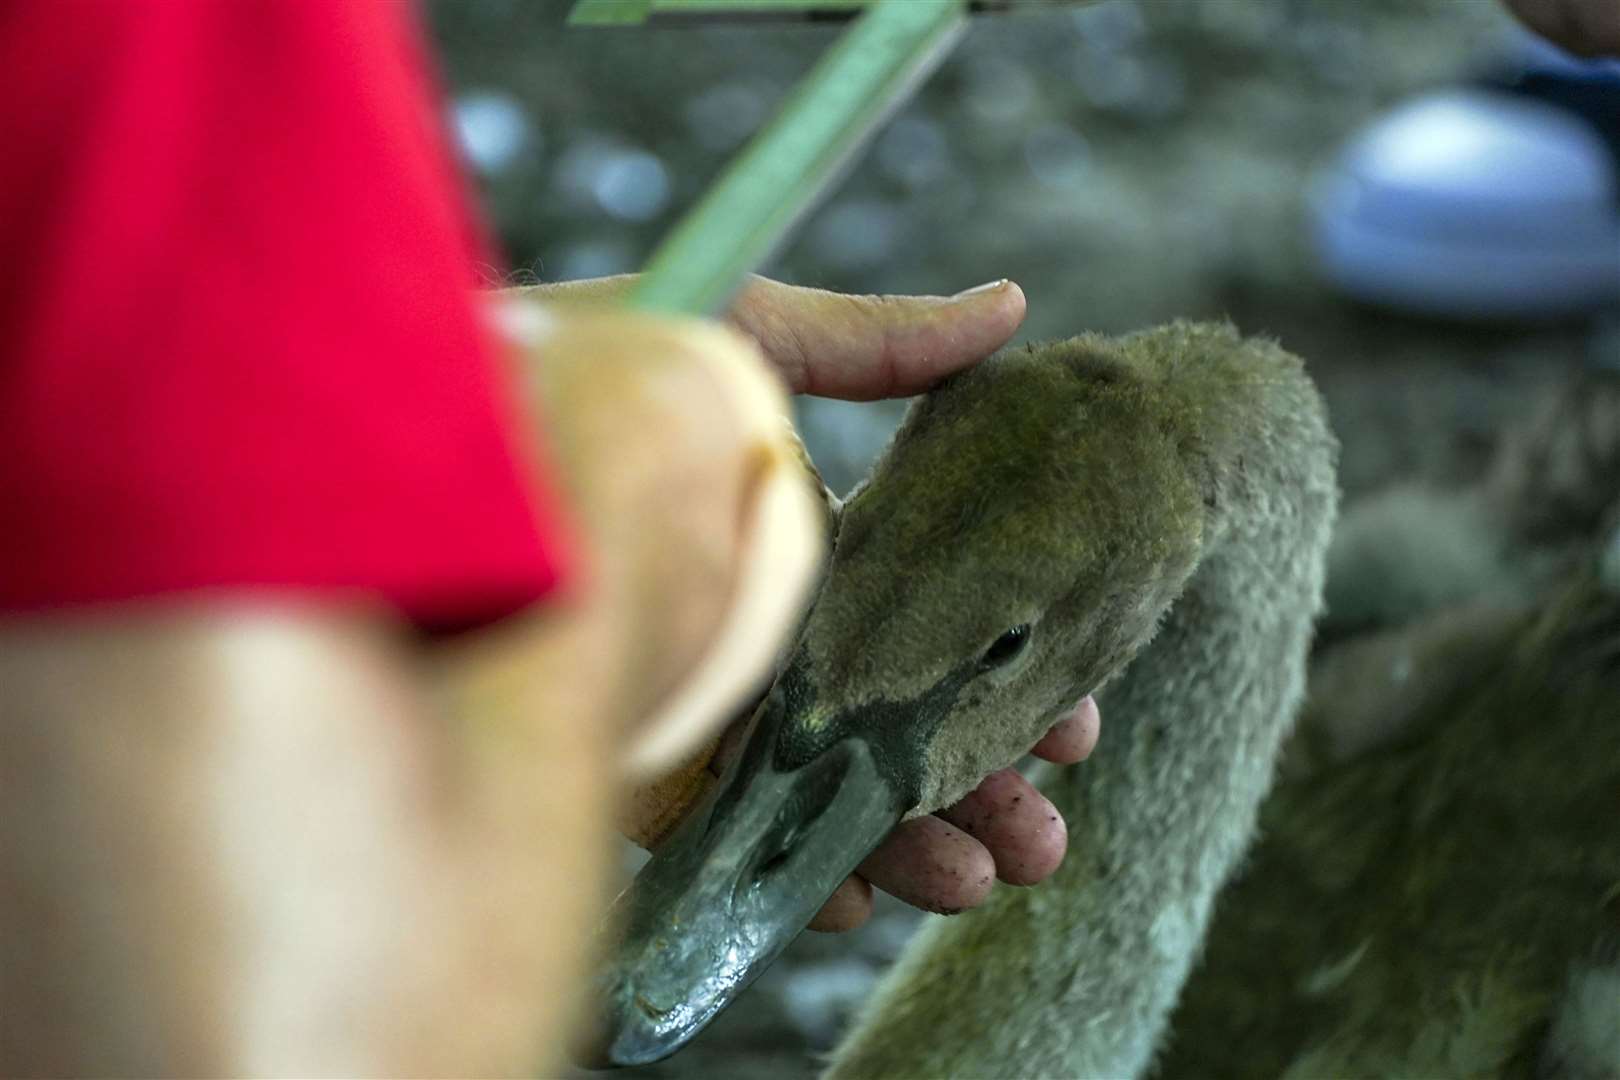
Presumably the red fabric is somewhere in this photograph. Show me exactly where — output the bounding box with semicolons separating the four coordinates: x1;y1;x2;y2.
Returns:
0;1;572;631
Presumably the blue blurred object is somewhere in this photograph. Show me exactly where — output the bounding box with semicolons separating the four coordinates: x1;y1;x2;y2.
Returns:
1310;32;1620;320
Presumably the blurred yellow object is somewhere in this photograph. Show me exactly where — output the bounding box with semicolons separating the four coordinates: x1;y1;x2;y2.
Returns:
498;300;825;778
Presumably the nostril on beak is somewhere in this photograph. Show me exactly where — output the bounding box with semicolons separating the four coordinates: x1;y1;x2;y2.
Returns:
752;817;802;879
756;844;794;878
738;743;855;891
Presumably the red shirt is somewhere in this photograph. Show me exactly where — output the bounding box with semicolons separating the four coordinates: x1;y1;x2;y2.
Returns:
0;1;572;631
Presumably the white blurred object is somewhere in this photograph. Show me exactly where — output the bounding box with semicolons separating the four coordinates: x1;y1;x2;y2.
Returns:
684;81;774;152
553;139;672;222
877;112;952;191
1311;89;1620;318
452;92;533;175
1024;122;1093;189
805;199;902;271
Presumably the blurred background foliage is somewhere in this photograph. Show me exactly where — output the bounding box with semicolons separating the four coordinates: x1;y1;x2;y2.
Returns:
426;2;1613;1075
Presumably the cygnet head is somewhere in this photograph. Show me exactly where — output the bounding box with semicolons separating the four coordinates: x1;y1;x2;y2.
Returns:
591;324;1267;1067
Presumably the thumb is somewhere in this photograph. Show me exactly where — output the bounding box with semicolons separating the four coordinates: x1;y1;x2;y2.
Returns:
728;276;1027;401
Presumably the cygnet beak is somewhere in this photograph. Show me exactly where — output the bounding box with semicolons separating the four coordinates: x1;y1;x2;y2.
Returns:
582;684;908;1067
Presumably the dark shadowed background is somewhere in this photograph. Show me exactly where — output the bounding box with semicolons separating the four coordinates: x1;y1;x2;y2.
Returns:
426;2;1616;1075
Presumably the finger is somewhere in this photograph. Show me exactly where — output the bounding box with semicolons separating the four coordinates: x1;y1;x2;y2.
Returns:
807;874;874;933
729;276;1027;401
503;274;1028;400
936;768;1067;887
502;274;635;308
857;815;996;915
618;749;718;850
1030;694;1101;764
706;705;757;777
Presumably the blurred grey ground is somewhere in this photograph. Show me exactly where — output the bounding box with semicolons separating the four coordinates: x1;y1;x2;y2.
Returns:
427;2;1615;1076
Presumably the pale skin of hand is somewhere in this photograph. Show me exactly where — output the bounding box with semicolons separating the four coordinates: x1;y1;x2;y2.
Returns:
527;274;1101;932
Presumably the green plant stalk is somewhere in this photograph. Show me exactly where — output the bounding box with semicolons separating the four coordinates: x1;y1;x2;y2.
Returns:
567;0;657;26
570;1;883;28
625;0;968;315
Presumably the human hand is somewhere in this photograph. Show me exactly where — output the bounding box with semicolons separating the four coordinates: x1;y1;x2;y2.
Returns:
519;274;1098;930
1503;0;1620;56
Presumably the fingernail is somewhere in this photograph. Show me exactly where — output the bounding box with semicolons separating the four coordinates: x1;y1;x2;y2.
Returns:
951;278;1009;300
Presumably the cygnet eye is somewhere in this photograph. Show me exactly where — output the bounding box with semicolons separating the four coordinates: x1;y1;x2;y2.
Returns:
979;623;1032;672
